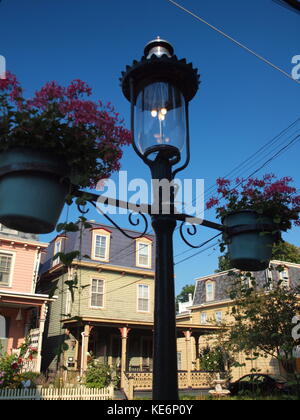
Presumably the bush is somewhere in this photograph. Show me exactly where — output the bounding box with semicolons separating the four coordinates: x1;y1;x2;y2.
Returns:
85;362;117;389
0;354;22;388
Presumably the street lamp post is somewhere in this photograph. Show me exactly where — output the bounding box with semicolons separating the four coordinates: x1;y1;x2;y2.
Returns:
70;37;277;400
120;38;200;400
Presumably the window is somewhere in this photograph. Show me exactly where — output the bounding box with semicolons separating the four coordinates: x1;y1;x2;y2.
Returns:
206;281;215;302
215;311;222;324
95;235;108;259
65;289;72;315
177;352;182;370
138;284;149;312
279;269;290;288
266;268;274;290
91;279;104;308
138;243;150;267
0;252;13;286
201;312;207;324
92;229;111;262
53;239;62;267
136;238;152;268
241;273;252;289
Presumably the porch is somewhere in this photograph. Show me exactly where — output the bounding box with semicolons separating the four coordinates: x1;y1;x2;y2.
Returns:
0;291;53;372
62;317;220;391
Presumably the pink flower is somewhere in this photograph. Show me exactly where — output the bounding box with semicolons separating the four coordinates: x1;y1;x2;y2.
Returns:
206;197;219;209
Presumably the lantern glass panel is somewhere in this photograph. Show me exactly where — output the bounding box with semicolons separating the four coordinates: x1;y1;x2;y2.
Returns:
135;82;186;156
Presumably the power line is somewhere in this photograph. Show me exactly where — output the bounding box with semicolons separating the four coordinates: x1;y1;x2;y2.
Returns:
183;117;300;212
174;133;300;267
165;0;300;86
175;241;219;266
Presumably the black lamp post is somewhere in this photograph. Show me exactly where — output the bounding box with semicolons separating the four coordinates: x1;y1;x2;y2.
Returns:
121;37;200;400
71;37;277;400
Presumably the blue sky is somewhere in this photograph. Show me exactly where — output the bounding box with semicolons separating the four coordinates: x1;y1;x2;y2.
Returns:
0;0;299;294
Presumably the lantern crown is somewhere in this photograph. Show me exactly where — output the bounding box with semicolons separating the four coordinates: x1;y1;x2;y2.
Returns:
120;38;200;104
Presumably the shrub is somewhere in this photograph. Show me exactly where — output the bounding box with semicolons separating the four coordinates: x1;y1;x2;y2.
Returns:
0;354;22;388
85;362;117;389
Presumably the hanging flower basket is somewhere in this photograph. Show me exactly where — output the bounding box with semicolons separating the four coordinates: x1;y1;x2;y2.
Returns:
222;210;277;271
0;73;131;234
0;148;70;234
207;175;300;272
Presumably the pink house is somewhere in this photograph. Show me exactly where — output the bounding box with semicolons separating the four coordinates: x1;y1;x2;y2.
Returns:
0;224;53;372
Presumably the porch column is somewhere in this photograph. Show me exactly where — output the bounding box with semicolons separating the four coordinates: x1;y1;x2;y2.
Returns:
194;333;201;371
81;325;93;375
183;330;193;388
119;327;131;389
36;302;48;373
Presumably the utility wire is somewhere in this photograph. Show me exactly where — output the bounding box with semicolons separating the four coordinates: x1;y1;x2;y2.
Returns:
174;134;300;267
165;0;300;86
183;117;300;211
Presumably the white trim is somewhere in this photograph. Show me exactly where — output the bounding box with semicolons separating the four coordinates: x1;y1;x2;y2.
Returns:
135;238;152;269
52;239;63;267
136;283;150;313
65;288;72;315
0;234;48;248
205;280;215;302
0;290;56;301
91;230;111;262
31;249;41;294
0;250;16;288
215;311;223;324
200;312;207;325
90;278;105;309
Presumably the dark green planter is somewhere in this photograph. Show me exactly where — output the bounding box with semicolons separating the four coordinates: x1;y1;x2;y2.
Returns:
223;210;276;271
0;148;70;234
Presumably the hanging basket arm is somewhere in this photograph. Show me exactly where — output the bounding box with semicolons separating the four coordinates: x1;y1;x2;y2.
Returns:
72;187;150;240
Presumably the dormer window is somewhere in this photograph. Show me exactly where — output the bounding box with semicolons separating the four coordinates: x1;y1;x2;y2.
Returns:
206;281;215;302
279;268;290;288
266;267;274;290
240;273;253;289
53;238;62;267
136;238;152;269
92;228;111;262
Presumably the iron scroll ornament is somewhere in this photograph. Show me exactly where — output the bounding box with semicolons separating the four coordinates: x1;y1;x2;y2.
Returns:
86;200;149;241
179;221;223;249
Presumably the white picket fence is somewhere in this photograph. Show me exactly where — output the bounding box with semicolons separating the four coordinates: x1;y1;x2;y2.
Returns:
0;385;114;400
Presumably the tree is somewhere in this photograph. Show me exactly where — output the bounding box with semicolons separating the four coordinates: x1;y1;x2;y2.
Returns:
176;284;195;303
272;241;300;264
225;271;300;395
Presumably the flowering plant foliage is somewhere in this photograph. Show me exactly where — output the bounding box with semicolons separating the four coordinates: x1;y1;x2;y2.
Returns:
0;72;131;188
0;354;22;388
206;174;300;232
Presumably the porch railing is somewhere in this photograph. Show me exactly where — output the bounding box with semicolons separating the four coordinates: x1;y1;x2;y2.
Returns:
123;370;219;397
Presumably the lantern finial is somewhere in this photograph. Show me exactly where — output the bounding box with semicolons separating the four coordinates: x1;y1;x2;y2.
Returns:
144;37;174;59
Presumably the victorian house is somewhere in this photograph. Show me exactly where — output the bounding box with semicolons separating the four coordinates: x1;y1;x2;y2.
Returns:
38;221;216;390
0;224;53;372
180;260;300;380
